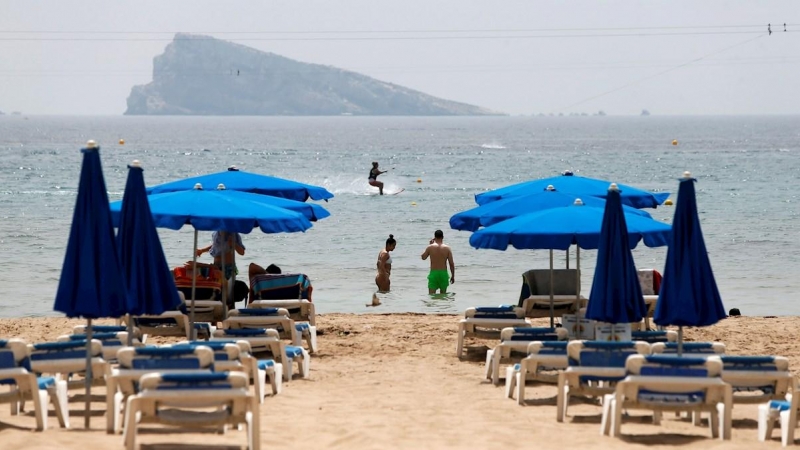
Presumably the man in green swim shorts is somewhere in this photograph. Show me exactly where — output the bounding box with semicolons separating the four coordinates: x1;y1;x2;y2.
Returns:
421;229;455;294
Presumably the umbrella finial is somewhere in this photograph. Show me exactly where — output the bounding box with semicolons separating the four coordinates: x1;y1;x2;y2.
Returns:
608;183;619;192
563;170;574;176
130;160;142;168
683;171;692;179
573;198;584;206
86;140;98;149
217;183;227;190
228;165;239;172
193;183;203;190
546;185;556;191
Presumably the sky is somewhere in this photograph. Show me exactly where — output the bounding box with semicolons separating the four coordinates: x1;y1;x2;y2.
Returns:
0;1;798;115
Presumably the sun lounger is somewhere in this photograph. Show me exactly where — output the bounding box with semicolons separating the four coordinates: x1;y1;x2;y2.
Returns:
106;346;215;434
485;327;568;385
28;340;108;393
631;330;677;343
556;340;651;422
122;372;259;450
213;328;308;381
518;269;587;319
651;342;726;355
74;324;145;344
0;339;70;430
130;311;213;341
225;308;317;353
601;354;733;440
505;341;570;402
250;273;315;325
757;388;800;446
58;332;142;362
192;338;282;400
456;306;530;358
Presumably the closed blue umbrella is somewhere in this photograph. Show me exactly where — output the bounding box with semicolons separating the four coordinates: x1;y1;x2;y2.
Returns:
450;185;652;232
146;166;334;202
110;183;314;335
654;172;726;355
116;161;182;344
470;198;670;326
474;171;670;209
584;185;648;330
53;140;128;428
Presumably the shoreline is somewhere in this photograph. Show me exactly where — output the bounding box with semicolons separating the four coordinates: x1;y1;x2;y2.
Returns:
0;314;796;448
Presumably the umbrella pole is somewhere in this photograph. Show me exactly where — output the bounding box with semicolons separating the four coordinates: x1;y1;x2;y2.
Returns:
84;318;93;429
576;246;581;316
549;249;555;328
126;314;133;346
221;239;228;318
190;229;198;341
678;326;684;356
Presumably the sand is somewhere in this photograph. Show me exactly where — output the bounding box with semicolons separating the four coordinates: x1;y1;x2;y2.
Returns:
0;314;796;449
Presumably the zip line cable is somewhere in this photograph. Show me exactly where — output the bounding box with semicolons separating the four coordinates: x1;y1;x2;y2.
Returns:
559;33;768;111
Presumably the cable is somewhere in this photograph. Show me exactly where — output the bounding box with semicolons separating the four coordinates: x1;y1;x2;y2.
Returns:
559;34;768;111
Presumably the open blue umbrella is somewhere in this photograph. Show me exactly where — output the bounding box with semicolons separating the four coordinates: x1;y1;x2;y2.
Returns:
146;166;334;202
584;185;647;332
116;161;182;344
474;171;670;209
470;198;670;326
110;183;314;335
450;185;652;232
53;141;128;428
654;172;726;355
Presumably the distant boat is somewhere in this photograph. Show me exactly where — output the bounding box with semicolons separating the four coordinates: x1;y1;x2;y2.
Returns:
641;109;651;116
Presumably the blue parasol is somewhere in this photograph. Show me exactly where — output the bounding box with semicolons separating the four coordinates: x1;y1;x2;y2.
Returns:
654;172;726;355
53;141;128;428
116;161;182;344
110;183;313;336
146;166;334;202
450;184;652;232
584;185;648;329
474;171;670;209
470;197;670;327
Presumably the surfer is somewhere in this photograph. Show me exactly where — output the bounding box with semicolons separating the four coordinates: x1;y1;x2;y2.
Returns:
368;161;388;195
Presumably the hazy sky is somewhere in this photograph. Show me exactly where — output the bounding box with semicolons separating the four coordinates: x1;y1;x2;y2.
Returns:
1;1;797;115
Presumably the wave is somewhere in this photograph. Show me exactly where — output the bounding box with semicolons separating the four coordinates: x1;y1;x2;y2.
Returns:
480;143;506;149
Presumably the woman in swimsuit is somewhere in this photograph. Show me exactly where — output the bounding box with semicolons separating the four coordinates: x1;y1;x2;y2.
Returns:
368;161;388;195
375;234;397;292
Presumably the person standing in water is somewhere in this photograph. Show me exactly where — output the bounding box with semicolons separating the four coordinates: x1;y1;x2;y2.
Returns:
375;234;397;292
421;229;455;294
368;161;388;195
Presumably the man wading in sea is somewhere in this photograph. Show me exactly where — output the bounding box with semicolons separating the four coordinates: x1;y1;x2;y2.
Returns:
421;229;455;294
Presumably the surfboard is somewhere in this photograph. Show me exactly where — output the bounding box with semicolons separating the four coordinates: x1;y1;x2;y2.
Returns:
388;188;405;195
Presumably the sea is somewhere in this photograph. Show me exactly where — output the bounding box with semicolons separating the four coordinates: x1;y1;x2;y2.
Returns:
0;115;798;318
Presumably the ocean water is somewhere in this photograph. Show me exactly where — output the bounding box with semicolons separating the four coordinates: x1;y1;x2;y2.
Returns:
0;115;798;318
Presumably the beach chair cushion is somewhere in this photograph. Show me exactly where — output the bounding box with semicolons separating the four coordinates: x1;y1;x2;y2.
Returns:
250;273;313;302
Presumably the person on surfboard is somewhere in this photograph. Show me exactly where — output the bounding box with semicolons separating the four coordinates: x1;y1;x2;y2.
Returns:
368;161;388;195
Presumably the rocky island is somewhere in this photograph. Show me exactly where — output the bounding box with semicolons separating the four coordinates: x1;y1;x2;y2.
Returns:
125;34;498;116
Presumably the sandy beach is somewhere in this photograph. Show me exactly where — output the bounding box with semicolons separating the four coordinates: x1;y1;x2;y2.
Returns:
0;314;796;449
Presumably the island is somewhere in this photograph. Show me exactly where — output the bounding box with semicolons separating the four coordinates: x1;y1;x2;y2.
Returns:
125;33;500;116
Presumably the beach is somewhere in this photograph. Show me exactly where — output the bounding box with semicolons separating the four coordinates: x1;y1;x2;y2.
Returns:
0;313;796;449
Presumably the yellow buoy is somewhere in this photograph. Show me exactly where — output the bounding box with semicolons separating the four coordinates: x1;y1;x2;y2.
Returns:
411;202;417;206
416;178;422;183
672;139;678;146
119;139;125;145
664;199;674;206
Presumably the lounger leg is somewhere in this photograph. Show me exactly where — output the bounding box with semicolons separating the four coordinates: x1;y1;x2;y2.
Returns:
504;366;516;399
33;389;48;431
300;351;310;378
484;350;494;381
516;365;527;406
283;358;293;381
757;404;774;442
123;397;141;450
556;374;566;422
250;397;261;450
272;364;283;395
308;330;318;354
600;394;614;435
456;324;465;358
710;407;719;439
781;410;795;446
51;380;70;428
612;393;624;438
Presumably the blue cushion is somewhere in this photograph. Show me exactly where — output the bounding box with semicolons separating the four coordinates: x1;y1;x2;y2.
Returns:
0;340;8;348
474;306;514;314
579;350;636;368
0;351;16;369
31;350;86;361
645;355;707;366
721;355;776;369
472;313;520;319
257;360;275;370
536;342;568;355
663;342;717;353
135;347;197;356
223;328;269;336
87;325;127;333
295;323;310;332
161;373;228;383
582;341;635;350
33;341;88;351
237;308;280;316
631;331;669;343
175;342;228;350
69;332;120;341
640;367;708;377
509;333;558;342
638;389;705;404
132;358;202;370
